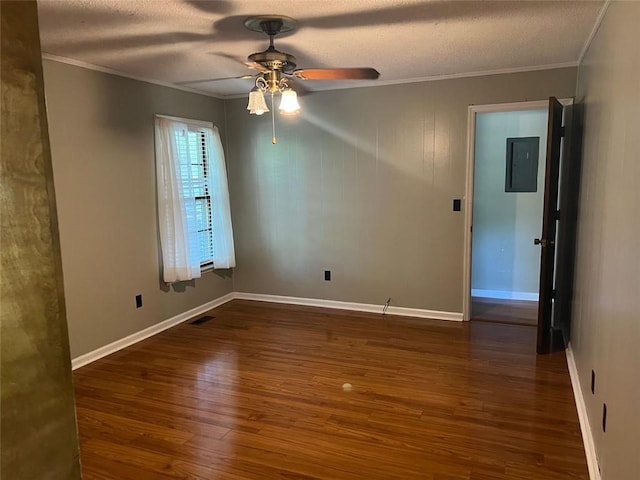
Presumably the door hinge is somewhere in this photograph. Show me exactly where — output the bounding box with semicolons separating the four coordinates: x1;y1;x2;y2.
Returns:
551;289;557;299
555;209;561;220
560;126;566;137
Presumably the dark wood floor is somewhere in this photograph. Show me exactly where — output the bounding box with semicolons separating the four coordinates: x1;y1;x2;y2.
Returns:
74;300;588;479
471;297;539;326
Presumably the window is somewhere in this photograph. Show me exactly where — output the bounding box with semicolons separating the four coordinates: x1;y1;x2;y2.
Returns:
155;116;235;283
176;127;214;268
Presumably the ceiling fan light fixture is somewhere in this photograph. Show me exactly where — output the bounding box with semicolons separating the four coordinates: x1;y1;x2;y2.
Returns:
240;15;378;144
279;88;300;115
247;88;269;115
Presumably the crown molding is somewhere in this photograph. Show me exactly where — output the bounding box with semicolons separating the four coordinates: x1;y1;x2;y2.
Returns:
43;52;578;100
224;62;579;98
41;53;224;99
578;0;612;65
317;62;579;93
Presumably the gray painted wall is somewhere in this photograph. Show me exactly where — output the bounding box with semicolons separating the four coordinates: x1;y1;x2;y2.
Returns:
572;2;640;479
42;60;233;358
472;109;547;298
225;68;576;313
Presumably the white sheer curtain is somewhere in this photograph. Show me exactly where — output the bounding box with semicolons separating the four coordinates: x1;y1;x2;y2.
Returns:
205;126;236;269
155;117;202;282
155;117;236;282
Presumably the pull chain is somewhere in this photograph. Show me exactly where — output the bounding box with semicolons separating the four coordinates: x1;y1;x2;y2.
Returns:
271;91;277;144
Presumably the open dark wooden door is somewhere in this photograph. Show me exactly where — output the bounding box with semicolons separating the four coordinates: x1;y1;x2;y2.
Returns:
536;97;564;354
554;103;581;344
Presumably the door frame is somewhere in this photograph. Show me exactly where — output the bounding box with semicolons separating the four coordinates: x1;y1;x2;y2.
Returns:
462;98;574;321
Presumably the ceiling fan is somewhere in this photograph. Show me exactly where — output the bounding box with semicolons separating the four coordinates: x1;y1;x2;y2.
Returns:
236;15;379;144
243;15;380;83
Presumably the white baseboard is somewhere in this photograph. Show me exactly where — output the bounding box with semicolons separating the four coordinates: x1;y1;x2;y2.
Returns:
72;291;462;370
566;343;601;480
71;292;236;370
234;292;464;322
471;289;539;301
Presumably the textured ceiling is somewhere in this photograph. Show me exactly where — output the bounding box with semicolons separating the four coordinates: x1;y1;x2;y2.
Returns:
37;0;604;98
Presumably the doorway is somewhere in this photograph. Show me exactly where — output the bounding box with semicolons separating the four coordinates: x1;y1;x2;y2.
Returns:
463;100;557;325
470;108;547;326
463;99;573;351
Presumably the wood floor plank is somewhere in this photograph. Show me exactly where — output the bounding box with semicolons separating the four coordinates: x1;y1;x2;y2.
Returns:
471;297;538;326
74;300;588;479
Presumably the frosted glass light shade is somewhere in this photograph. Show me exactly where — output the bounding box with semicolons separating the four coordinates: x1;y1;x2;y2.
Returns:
279;89;300;115
247;89;269;115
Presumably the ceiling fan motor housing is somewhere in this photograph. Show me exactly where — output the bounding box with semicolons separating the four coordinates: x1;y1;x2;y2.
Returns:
248;49;297;72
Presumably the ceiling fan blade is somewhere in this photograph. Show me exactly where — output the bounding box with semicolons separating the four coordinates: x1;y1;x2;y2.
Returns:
207;51;270;77
245;61;271;74
293;68;379;80
176;75;255;86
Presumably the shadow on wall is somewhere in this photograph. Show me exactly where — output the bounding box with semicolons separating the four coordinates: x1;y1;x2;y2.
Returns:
159;270;233;293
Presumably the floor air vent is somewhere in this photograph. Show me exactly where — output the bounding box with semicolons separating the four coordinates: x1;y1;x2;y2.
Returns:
190;315;215;325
